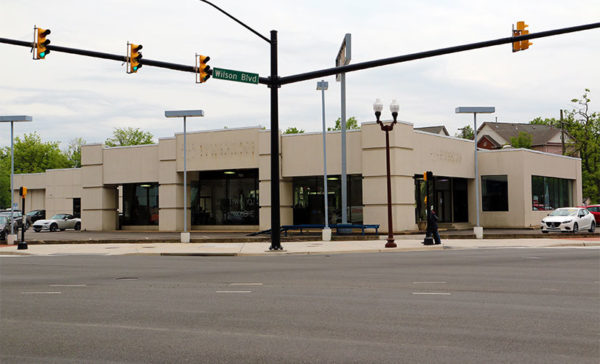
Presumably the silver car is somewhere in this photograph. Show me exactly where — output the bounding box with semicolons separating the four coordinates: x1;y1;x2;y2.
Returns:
33;214;81;232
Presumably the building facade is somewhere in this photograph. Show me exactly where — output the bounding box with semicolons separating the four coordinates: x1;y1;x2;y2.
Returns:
13;121;583;232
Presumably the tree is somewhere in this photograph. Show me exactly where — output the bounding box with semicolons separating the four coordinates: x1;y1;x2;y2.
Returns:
328;117;360;131
104;127;154;147
455;125;474;140
531;89;600;203
510;131;533;149
0;133;73;208
66;137;86;168
283;127;304;134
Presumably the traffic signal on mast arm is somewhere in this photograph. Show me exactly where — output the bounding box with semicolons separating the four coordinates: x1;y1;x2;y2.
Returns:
35;27;51;59
512;21;532;52
129;43;143;73
197;55;211;83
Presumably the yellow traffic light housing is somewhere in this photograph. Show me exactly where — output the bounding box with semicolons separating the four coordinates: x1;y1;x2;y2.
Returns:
196;54;211;83
35;27;51;59
19;186;27;197
128;43;143;73
512;21;532;52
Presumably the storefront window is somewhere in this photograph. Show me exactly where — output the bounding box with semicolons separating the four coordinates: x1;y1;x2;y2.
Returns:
531;176;572;211
122;183;159;225
292;175;362;225
191;169;259;225
481;175;508;211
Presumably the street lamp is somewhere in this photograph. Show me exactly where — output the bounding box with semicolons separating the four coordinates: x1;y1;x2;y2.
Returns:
373;99;399;248
316;80;331;241
165;109;204;243
455;106;495;239
0;115;32;247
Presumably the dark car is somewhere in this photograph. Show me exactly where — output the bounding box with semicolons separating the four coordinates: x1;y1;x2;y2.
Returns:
0;210;30;230
0;215;10;242
27;209;46;223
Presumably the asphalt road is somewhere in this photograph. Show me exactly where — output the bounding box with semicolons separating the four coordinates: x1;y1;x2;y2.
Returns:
1;249;599;363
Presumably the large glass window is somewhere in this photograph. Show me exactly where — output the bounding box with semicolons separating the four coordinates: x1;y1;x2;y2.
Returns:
481;175;508;211
292;175;362;225
191;169;259;225
531;176;572;211
122;183;159;225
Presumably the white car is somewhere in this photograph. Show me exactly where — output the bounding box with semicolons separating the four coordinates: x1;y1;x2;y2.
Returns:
541;207;596;233
33;214;81;232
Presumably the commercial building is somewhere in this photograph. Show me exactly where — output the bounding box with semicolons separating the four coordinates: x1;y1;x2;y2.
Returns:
13;121;582;232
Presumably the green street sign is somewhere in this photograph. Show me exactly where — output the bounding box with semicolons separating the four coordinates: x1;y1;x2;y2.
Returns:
212;67;259;84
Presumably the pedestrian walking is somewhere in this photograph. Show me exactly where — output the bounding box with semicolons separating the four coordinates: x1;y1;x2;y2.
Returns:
428;209;441;245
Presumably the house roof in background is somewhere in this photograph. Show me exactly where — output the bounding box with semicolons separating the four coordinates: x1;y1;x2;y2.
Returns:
478;122;564;146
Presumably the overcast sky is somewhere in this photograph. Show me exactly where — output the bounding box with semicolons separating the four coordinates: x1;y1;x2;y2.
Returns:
1;0;599;149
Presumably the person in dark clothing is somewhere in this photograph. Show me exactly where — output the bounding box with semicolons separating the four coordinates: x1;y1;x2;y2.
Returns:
427;209;441;245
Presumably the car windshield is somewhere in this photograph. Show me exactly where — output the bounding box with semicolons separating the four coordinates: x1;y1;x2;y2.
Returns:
51;214;66;219
0;216;8;224
549;208;578;217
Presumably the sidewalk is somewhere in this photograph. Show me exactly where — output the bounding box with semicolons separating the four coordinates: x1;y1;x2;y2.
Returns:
1;236;598;256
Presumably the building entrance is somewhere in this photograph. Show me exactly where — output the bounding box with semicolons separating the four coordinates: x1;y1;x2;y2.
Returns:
414;175;468;224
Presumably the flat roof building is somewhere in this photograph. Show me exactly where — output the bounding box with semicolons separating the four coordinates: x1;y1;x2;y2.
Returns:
13;121;582;233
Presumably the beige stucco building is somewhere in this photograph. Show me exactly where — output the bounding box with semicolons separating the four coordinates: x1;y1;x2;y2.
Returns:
13;121;582;233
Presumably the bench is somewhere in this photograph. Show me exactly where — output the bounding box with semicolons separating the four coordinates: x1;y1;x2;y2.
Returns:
280;224;380;236
332;224;380;235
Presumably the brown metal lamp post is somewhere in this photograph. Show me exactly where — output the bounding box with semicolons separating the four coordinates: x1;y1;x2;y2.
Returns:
373;99;399;248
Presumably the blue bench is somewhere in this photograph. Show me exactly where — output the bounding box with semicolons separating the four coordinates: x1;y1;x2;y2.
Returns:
333;224;380;235
280;224;380;236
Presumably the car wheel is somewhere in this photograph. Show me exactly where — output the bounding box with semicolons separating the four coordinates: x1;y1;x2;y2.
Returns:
50;224;58;232
74;222;81;231
589;222;596;233
33;227;41;232
572;223;578;233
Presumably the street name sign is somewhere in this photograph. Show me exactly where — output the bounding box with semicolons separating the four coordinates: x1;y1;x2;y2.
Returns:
213;68;259;84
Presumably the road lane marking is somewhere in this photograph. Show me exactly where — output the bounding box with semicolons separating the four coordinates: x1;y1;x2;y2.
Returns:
229;283;263;286
216;291;252;294
21;291;62;295
49;284;87;287
412;292;451;295
412;282;447;284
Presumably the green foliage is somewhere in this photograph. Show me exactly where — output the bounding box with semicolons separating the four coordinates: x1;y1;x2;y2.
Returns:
455;125;474;140
104;127;154;147
510;131;533;149
66;137;85;168
283;127;304;134
531;88;600;203
0;133;73;208
328;117;359;131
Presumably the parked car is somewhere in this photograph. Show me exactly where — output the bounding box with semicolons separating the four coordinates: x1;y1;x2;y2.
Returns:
0;215;11;242
33;214;81;232
26;209;46;223
0;210;31;230
541;207;596;233
580;205;600;224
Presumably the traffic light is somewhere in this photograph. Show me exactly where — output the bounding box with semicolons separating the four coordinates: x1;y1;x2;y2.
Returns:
129;43;143;73
35;27;51;59
19;186;27;197
197;54;211;83
423;171;433;181
512;21;532;52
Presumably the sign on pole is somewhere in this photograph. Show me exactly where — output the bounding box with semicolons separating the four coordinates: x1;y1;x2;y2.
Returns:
212;67;259;84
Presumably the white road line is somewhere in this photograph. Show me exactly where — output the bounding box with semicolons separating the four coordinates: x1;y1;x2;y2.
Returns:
216;291;252;294
49;284;87;287
412;292;451;295
229;283;263;286
21;291;62;295
412;282;447;284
